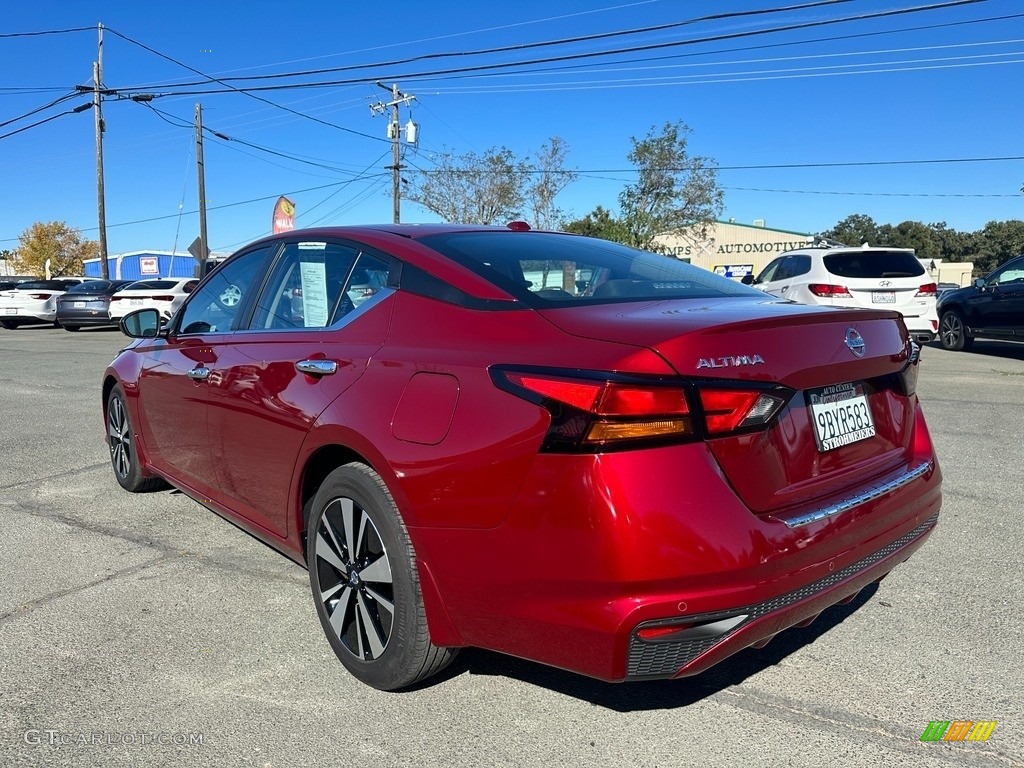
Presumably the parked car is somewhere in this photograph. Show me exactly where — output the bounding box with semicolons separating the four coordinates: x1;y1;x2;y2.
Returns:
0;278;86;328
103;224;942;691
748;246;939;343
56;279;135;331
108;278;198;323
936;254;1024;350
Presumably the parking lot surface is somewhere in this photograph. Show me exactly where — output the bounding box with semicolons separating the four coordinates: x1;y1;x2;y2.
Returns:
1;325;1021;767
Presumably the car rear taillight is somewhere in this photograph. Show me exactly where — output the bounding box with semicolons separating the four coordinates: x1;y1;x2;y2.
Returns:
152;295;175;301
896;341;921;396
915;283;937;297
808;284;852;297
109;297;122;302
492;368;790;451
699;389;787;434
28;293;53;300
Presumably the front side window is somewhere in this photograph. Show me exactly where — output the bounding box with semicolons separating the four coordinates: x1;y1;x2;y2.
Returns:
177;246;276;334
991;258;1024;286
249;241;360;330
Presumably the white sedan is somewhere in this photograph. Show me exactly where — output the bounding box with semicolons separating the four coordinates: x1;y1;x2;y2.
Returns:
0;278;87;329
108;278;199;322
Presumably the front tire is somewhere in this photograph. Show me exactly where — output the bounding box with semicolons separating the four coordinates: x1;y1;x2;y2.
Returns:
306;463;457;691
939;309;973;351
62;324;81;332
106;386;167;492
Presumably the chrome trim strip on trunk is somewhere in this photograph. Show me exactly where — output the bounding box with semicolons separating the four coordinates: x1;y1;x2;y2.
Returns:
779;461;934;529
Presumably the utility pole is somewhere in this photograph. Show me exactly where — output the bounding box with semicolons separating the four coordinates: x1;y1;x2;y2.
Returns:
195;103;209;277
371;82;416;224
93;23;109;279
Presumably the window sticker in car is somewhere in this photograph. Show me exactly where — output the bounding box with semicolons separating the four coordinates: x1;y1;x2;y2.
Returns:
299;261;329;327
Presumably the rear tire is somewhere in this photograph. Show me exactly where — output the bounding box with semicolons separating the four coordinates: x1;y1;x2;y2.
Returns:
62;324;81;332
106;386;168;493
306;463;458;690
0;319;19;330
939;310;973;351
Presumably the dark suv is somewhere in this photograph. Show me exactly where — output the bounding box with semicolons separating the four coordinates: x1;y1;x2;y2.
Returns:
936;255;1024;350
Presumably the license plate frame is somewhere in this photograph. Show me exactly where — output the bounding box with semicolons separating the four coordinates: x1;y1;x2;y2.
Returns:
808;382;876;452
5;308;16;315
73;301;86;308
129;298;144;307
872;291;896;304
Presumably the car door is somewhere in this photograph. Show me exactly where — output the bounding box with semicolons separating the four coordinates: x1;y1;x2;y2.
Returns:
751;257;786;296
134;244;277;499
205;239;396;538
755;255;798;299
973;257;1024;335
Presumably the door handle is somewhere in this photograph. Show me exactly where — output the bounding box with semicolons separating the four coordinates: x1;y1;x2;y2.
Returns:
296;359;338;376
187;366;211;381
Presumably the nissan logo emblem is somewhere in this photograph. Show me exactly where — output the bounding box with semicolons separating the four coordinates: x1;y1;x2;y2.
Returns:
845;328;866;357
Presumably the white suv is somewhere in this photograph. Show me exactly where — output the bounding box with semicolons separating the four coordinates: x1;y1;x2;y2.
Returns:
748;245;938;342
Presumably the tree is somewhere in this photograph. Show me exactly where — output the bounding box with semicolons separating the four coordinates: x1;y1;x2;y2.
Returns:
526;137;577;230
972;220;1024;275
884;220;942;261
11;221;97;276
819;214;881;247
563;206;629;243
617;121;723;252
406;146;527;225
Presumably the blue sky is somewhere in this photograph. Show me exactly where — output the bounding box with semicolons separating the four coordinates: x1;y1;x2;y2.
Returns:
2;0;1023;256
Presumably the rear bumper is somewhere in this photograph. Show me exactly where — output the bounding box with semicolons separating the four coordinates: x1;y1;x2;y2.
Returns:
57;309;116;326
413;443;941;682
631;514;936;679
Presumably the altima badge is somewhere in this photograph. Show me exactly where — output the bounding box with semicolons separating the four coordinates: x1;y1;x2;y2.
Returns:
845;328;866;357
697;355;765;369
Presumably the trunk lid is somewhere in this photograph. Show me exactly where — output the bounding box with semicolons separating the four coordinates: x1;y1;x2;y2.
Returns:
540;297;919;515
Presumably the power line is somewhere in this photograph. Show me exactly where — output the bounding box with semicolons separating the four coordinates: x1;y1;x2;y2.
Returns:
104;27;388;144
0;26;93;38
0;103;92;140
110;0;993;96
121;0;862;89
0;91;80;129
724;186;1020;198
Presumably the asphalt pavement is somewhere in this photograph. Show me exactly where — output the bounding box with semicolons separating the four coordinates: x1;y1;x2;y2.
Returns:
0;324;1021;767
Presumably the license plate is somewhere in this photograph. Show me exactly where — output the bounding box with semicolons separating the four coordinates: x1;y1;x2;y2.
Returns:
5;308;16;315
872;291;896;304
808;382;876;452
130;299;144;306
74;301;86;308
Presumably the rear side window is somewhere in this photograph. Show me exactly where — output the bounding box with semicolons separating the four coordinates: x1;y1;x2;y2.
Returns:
823;251;924;279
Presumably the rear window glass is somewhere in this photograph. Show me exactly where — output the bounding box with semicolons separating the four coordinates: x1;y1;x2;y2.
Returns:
67;280;117;293
15;280;71;290
123;280;179;290
823;251;925;279
417;231;762;304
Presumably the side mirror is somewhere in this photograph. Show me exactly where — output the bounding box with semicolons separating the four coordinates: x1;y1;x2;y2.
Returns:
741;274;755;285
120;308;163;338
974;277;986;289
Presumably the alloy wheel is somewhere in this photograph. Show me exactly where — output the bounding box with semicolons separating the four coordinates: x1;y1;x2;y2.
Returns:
314;496;395;661
108;396;131;479
940;312;965;350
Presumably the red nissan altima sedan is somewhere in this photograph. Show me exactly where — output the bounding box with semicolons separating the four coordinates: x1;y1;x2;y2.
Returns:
102;224;941;690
